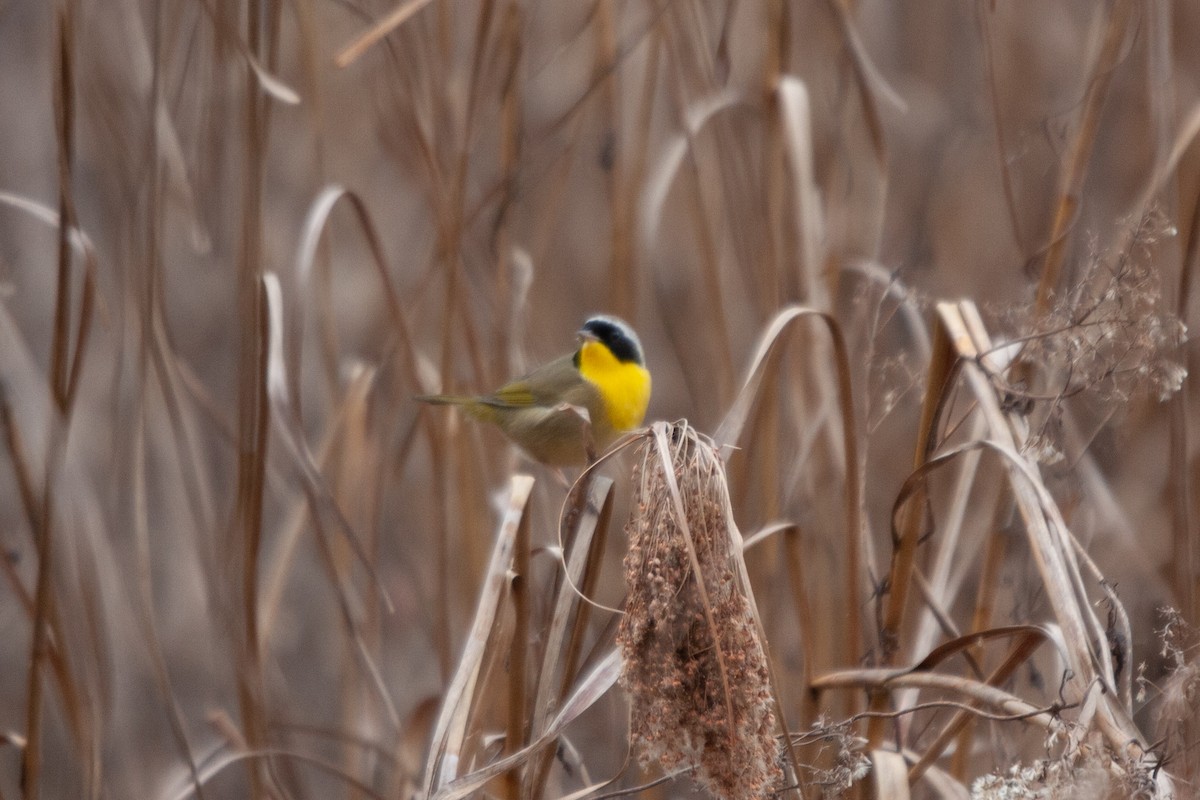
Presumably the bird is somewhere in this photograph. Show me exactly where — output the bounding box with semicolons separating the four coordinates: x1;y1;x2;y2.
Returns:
417;315;651;466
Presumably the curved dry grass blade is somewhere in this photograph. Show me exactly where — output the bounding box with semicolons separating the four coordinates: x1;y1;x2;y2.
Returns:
263;274;393;610
553;431;647;617
293;185;422;394
937;305;1102;682
259;365;376;637
905;416;989;675
262;275;400;740
844;261;933;366
433;649;623;800
640;87;743;249
895;433;1154;763
811;670;1063;736
909;625;1048;673
875;303;956;666
715;306;863;686
892;438;1097;675
821;0;905;166
934;302;1171;793
867;315;959;745
907;631;1045;783
423;475;535;796
164;747;387;800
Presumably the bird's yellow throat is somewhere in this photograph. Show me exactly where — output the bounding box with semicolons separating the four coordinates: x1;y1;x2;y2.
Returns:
577;339;651;432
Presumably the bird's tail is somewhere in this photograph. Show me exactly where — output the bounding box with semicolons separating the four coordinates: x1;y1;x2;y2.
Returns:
415;394;495;422
415;394;473;406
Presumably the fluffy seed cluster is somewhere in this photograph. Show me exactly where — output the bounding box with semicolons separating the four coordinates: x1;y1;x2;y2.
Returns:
1006;207;1187;406
617;423;782;799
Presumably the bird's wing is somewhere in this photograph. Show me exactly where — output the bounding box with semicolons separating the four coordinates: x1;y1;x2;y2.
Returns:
482;354;585;408
485;380;538;407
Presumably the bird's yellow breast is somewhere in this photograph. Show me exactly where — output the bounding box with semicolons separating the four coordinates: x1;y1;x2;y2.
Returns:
577;340;651;432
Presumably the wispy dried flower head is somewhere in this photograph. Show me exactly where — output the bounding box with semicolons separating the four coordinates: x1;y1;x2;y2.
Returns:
993;206;1186;462
1150;608;1200;784
617;422;782;800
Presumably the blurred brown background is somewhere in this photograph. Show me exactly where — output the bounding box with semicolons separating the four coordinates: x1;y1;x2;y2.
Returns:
1;1;1198;797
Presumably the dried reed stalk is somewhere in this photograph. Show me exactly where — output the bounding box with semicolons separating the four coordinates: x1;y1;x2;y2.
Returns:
618;423;783;800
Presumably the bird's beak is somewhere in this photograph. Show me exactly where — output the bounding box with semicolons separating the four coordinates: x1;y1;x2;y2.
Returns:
577;329;600;344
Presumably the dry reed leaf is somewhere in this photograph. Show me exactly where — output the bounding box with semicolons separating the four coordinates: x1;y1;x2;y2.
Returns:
294;186;422;392
934;301;1177;796
0;187;97;414
188;0;300;104
433;649;624;800
525;476;614;799
259;365;377;637
618;422;782;800
263;273;393;611
813;670;1062;736
422;474;535;796
777;77;826;307
640;87;742;252
715;305;865;683
872;749;911;799
263;273;401;748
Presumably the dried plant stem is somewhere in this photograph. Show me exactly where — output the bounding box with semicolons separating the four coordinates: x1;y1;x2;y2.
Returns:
422;475;535;797
524;476;614;799
335;0;434;67
977;2;1028;256
951;494;1011;780
1173;177;1200;620
231;4;274;795
783;525;816;732
24;10;79;798
716;308;864;707
595;0;633;317
867;303;956;747
494;1;522;380
503;482;532;800
49;7;76;416
906;631;1044;783
760;0;786;311
1034;0;1134;315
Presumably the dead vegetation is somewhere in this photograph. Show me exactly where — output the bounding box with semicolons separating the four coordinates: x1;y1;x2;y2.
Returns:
0;1;1199;799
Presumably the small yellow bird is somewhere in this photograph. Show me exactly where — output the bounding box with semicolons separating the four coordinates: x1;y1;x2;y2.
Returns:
418;316;651;465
